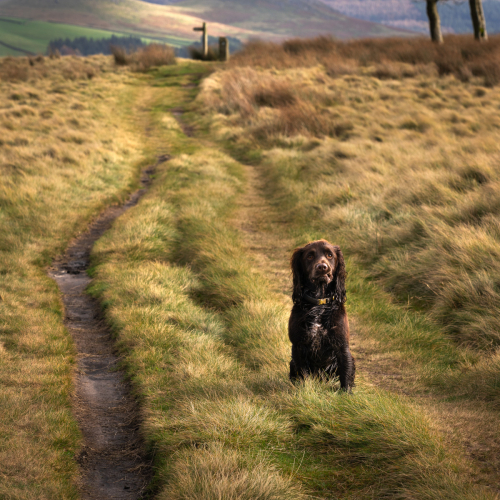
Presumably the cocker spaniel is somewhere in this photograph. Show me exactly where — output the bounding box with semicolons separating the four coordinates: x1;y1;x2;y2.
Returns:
288;239;355;390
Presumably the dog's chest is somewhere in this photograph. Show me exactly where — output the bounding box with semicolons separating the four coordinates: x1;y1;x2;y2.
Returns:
308;321;329;353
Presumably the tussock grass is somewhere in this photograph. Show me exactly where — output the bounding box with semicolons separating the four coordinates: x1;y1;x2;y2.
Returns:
0;54;145;498
278;382;493;500
0;54;102;82
88;65;495;499
162;444;305;500
111;43;176;71
232;35;500;87
198;66;354;142
197;51;500;358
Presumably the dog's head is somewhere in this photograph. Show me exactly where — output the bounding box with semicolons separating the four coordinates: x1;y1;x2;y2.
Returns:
291;239;346;303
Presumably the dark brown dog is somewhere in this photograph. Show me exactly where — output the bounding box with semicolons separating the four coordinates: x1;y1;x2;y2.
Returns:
288;239;355;390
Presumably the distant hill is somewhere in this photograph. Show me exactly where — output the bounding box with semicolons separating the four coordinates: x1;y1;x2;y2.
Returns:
318;0;500;35
0;0;413;51
137;0;416;39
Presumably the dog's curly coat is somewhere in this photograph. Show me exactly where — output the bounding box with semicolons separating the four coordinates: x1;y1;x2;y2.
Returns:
288;239;355;390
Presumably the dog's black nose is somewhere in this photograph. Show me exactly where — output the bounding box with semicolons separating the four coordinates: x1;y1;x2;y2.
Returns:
316;262;328;273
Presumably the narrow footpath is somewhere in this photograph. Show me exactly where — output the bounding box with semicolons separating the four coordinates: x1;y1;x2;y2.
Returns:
48;160;166;499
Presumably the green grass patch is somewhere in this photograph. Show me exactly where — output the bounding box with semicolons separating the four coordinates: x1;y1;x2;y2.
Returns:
0;16;190;56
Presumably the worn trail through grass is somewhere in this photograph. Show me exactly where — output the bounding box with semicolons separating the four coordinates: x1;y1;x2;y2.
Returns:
49;160;165;499
85;62;499;499
222;124;500;499
187;82;500;495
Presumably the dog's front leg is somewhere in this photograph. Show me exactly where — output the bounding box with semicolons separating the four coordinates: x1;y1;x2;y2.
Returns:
338;346;356;391
290;345;311;382
289;358;299;381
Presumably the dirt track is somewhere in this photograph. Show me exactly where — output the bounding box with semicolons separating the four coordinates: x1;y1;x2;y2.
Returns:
48;159;167;499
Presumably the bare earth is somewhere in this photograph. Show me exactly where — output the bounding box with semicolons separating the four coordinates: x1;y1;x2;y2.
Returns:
48;162;163;499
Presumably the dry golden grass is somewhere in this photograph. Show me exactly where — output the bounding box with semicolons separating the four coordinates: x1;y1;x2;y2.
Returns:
231;35;500;87
0;54;145;498
161;444;305;500
197;44;500;356
0;54;101;82
111;43;176;71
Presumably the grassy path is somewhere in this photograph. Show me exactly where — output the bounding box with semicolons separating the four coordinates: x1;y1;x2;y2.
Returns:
49;161;159;498
229;162;293;298
86;62;498;499
224;139;500;496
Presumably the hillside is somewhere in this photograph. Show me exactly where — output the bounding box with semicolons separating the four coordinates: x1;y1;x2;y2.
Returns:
2;38;500;499
318;0;500;34
0;0;413;57
0;17;173;57
0;0;265;44
136;0;413;38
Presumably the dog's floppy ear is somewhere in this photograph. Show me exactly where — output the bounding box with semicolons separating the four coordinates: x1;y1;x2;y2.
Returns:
291;246;304;302
333;246;347;303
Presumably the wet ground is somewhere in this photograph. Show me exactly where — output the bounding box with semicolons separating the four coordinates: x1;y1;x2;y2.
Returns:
48;158;168;499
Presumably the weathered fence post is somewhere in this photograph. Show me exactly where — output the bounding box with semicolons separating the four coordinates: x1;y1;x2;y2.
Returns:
193;22;207;58
219;37;229;61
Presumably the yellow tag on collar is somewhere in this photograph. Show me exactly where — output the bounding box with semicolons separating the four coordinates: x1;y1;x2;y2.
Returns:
318;298;328;305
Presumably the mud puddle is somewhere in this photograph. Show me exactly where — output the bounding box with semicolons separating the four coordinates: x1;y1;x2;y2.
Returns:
48;156;169;499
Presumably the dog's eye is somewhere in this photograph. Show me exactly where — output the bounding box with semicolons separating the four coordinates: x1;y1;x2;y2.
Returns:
326;252;333;259
307;253;314;260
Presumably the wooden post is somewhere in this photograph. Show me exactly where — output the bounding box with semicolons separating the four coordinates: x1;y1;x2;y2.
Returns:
219;37;229;62
193;22;207;58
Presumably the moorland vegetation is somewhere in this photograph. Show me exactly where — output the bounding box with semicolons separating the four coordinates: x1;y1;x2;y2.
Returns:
0;54;147;498
2;33;500;500
111;43;176;71
203;35;500;352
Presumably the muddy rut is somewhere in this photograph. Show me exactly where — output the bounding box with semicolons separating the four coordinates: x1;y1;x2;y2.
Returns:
48;158;168;499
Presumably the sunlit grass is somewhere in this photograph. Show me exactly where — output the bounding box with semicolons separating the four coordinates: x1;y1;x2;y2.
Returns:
0;54;146;498
88;63;495;499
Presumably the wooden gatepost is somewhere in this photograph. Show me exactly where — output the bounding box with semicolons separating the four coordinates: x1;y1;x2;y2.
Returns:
193;22;207;59
219;37;229;62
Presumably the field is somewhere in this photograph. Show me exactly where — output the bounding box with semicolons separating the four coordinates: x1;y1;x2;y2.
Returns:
2;34;500;499
0;54;145;498
0;16;191;57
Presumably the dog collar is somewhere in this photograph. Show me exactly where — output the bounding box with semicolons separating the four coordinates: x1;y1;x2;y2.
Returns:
302;293;336;306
